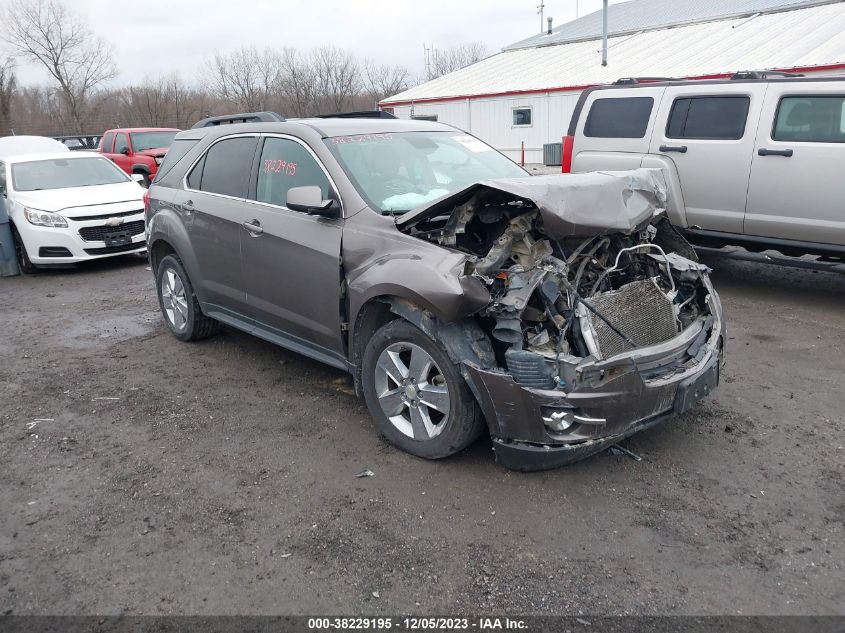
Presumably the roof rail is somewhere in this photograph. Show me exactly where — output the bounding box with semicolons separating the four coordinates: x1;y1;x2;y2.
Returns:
316;110;397;119
613;77;678;85
191;111;285;129
730;70;805;80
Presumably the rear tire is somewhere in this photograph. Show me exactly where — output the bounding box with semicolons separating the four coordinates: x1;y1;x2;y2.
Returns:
155;254;218;341
11;224;37;274
362;319;485;459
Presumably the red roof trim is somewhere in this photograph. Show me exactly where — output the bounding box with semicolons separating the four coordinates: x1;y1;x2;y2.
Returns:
380;63;845;107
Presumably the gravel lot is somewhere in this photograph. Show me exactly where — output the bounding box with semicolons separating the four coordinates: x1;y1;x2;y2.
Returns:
0;252;843;616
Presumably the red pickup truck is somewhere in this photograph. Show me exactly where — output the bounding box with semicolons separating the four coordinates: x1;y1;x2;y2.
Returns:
98;128;179;186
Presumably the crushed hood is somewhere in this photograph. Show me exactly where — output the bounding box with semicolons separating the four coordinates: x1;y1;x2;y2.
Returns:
396;168;668;238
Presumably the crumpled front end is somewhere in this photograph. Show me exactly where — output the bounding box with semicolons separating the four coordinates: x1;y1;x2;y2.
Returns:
398;169;724;470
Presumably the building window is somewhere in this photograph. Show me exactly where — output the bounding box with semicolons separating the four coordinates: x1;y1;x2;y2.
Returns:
772;95;845;143
513;107;532;126
584;97;654;138
666;96;750;140
411;114;438;122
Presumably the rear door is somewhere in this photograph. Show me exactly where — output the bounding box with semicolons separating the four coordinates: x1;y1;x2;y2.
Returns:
648;85;765;233
240;134;346;364
178;134;259;320
745;83;845;245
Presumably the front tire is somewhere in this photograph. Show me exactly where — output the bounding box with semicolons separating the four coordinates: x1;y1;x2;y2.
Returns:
362;319;485;459
155;254;218;341
11;224;37;274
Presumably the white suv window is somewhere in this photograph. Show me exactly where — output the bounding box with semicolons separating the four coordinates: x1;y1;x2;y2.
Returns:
584;97;654;138
666;96;750;140
773;95;845;143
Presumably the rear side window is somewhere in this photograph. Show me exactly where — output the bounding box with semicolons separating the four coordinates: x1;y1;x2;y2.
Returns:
101;132;114;152
194;136;257;198
154;138;199;183
255;137;331;207
584;97;654;138
773;95;845;143
667;96;750;140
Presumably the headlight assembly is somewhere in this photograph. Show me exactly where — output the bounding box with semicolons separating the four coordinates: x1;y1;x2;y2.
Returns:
24;208;68;228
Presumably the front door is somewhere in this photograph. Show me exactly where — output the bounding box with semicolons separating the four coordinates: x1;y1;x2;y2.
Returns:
111;132;132;173
241;135;345;362
745;85;845;245
175;134;259;320
649;85;764;233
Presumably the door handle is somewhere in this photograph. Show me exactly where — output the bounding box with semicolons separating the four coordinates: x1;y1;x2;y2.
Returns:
659;145;688;153
180;200;195;213
758;148;793;157
242;219;263;235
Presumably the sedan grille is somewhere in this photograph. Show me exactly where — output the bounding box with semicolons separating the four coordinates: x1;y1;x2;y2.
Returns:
584;277;679;359
79;220;145;242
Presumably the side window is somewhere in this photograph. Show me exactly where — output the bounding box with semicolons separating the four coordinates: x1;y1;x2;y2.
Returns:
114;133;129;154
194;136;257;198
584;97;654;138
513;107;532;126
101;132;115;152
0;161;6;193
773;95;845;143
255;137;331;208
186;154;205;190
666;96;750;140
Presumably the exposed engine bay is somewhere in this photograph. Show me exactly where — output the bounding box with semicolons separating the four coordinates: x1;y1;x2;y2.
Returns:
397;169;716;394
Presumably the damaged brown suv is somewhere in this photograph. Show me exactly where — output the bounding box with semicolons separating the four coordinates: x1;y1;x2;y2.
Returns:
146;115;724;470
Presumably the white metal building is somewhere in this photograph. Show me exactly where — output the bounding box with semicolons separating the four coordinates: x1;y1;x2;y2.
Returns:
381;0;845;162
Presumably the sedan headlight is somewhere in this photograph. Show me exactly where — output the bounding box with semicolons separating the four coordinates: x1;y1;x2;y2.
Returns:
24;208;68;228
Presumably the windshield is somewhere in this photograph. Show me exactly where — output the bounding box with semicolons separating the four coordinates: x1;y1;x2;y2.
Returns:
325;131;527;213
12;157;129;192
130;131;177;152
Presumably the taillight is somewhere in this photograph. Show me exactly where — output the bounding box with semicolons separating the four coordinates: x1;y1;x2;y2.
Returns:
561;135;575;173
143;189;151;218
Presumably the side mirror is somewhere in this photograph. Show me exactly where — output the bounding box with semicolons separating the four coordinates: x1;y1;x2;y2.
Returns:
286;186;340;218
130;173;145;183
120;147;130;155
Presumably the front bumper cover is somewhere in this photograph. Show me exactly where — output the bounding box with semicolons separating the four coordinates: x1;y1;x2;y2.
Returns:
462;291;724;471
488;354;720;471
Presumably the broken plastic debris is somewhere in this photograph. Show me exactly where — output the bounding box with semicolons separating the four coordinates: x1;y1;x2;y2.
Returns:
280;553;292;558
92;397;120;401
608;444;642;461
372;591;380;599
355;469;375;478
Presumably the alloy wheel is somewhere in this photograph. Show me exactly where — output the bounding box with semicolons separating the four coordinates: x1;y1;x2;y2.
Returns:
161;268;189;332
374;342;451;441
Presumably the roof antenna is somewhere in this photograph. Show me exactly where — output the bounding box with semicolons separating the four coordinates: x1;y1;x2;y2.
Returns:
601;0;609;66
537;0;545;34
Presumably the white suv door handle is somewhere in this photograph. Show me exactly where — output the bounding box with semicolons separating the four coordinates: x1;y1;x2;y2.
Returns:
758;148;793;157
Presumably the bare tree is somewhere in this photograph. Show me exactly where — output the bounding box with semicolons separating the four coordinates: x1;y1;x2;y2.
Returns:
0;57;16;135
204;46;281;112
362;59;412;106
310;46;361;114
278;47;317;117
2;0;117;133
427;42;487;80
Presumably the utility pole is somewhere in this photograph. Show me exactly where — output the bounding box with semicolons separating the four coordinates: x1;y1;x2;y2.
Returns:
537;1;545;34
601;0;609;66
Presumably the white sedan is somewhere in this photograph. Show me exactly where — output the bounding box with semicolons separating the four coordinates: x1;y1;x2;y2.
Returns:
0;150;147;272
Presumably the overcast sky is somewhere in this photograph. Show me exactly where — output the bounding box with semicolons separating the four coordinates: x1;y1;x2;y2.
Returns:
5;0;626;86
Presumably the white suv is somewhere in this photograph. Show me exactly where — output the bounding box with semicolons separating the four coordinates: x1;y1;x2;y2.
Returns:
563;73;845;259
